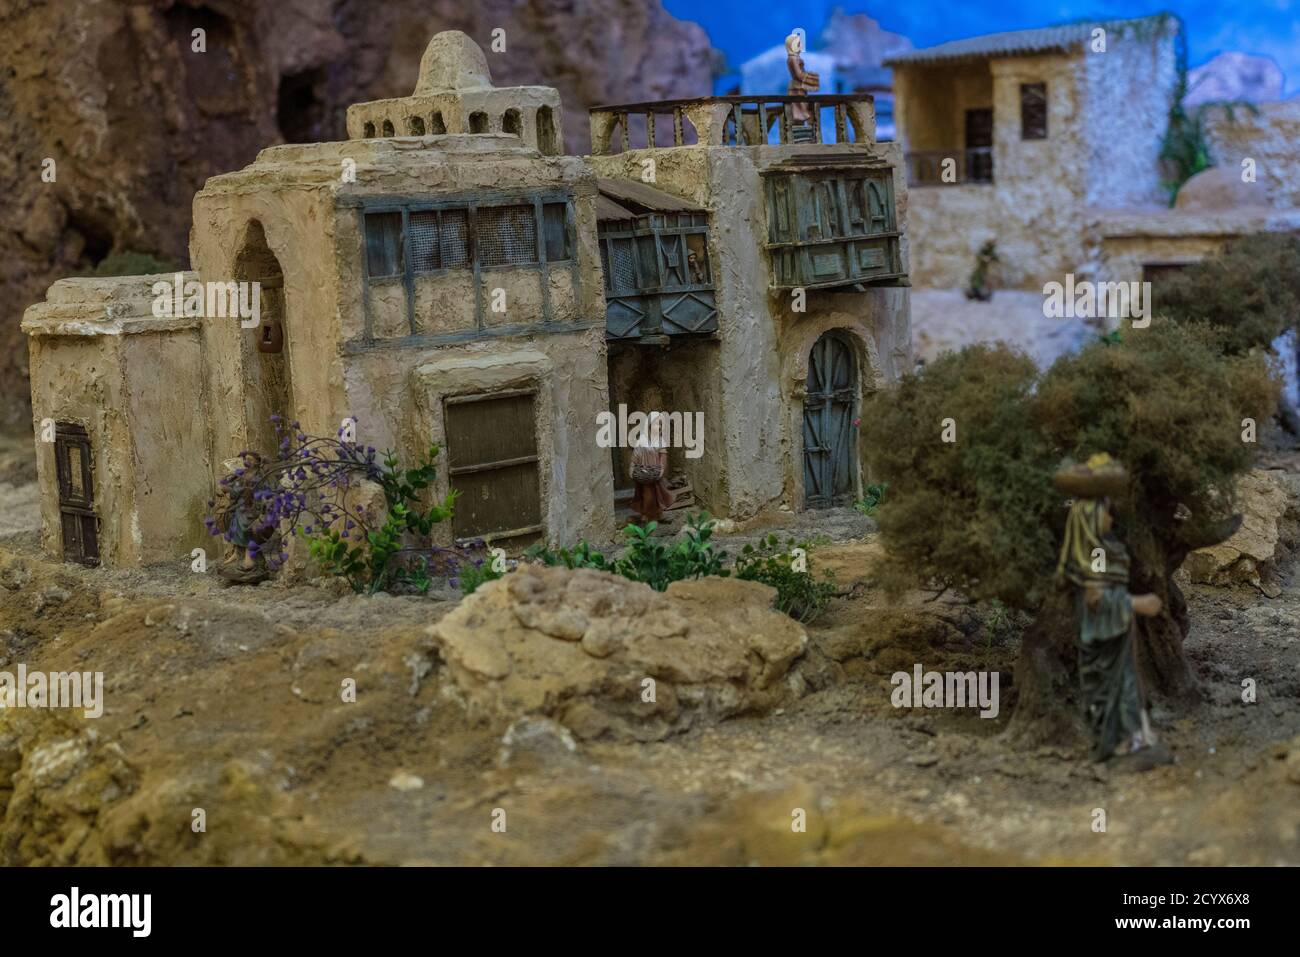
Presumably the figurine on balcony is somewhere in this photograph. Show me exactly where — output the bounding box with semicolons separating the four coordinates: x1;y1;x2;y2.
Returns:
785;30;820;137
1054;454;1172;771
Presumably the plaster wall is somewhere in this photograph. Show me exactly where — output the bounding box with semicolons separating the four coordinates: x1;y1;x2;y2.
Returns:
1205;100;1300;210
590;140;910;517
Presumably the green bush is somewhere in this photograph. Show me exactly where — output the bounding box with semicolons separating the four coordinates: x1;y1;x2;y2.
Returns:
616;514;728;591
458;557;506;596
734;534;837;623
1153;233;1300;355
90;250;179;277
525;540;613;571
862;319;1277;702
854;482;888;516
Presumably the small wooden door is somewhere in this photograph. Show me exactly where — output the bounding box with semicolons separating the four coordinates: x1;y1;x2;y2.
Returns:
54;423;99;565
445;390;543;546
803;333;857;509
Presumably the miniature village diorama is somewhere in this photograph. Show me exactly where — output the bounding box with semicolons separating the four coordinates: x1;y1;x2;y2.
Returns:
3;9;1300;867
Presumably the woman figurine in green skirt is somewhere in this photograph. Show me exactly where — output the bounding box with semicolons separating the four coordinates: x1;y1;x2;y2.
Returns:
1054;454;1172;769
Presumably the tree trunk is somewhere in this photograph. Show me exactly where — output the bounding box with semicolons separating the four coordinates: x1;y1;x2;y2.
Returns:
1004;590;1088;750
1006;570;1200;749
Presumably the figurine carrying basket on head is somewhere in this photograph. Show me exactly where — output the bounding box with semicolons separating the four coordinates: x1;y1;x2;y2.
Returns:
1054;454;1172;770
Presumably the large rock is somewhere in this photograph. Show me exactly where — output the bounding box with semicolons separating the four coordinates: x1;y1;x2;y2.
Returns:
1184;469;1290;590
428;566;807;741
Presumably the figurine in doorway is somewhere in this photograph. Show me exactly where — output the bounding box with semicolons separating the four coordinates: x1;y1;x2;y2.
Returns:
785;30;820;137
630;410;675;526
1054;454;1172;770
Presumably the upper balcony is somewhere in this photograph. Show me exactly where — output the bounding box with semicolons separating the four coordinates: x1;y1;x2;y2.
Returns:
589;94;876;154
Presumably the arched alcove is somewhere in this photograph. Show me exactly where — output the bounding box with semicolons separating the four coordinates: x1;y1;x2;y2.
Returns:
233;220;293;459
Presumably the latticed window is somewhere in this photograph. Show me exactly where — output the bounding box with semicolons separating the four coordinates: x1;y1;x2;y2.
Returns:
477;205;538;266
363;200;571;279
764;167;904;290
598;212;717;340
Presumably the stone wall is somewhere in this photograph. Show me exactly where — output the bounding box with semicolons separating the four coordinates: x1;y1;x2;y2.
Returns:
1204;100;1300;210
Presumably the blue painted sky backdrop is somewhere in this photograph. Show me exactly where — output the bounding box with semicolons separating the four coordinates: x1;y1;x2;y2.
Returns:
665;0;1300;95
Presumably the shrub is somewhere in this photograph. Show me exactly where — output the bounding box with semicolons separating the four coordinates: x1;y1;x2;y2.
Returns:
457;557;506;596
616;514;728;592
854;482;888;516
734;534;837;623
1152;233;1300;356
525;540;613;571
861;320;1277;703
205;420;457;595
90;250;179;277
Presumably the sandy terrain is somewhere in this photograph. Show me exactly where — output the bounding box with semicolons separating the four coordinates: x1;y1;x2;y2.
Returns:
1;427;1297;865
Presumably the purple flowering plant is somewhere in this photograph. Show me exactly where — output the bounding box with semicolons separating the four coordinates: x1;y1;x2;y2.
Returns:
205;417;458;594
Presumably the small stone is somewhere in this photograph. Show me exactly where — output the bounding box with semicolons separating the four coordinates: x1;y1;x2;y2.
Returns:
388;771;424;791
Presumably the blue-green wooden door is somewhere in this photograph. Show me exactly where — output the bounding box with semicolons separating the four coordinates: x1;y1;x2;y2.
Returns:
803;332;857;508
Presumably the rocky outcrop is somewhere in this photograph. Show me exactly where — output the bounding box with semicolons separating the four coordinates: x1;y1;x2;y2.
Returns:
1184;469;1292;594
0;0;712;429
428;566;808;741
1185;52;1285;108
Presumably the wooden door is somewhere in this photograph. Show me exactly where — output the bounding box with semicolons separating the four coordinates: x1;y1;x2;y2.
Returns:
54;424;99;565
445;391;543;546
802;333;857;508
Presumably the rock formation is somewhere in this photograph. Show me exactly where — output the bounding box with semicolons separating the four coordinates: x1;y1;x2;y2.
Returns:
428;565;808;741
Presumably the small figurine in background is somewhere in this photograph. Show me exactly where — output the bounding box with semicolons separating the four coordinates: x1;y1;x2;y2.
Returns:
1054;454;1172;770
785;30;820;133
964;239;999;302
211;453;277;584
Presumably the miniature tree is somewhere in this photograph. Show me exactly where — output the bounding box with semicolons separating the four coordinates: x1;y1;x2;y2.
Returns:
1153;232;1300;432
862;321;1277;746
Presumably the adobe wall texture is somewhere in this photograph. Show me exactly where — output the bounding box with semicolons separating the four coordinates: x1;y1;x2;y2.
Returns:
194;134;616;549
1082;23;1179;209
898;26;1178;290
22;276;210;567
590;140;911;518
1204;100;1300;210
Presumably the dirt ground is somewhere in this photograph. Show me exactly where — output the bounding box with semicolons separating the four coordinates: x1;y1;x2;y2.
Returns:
0;431;1297;866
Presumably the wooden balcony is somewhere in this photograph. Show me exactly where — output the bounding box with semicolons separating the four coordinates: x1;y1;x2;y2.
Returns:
589;94;876;155
905;148;994;187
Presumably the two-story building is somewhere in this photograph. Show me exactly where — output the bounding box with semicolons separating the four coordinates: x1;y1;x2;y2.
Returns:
22;30;911;569
886;16;1181;290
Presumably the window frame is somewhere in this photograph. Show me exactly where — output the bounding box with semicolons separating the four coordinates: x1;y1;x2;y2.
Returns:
357;189;579;343
1020;82;1048;141
362;191;575;283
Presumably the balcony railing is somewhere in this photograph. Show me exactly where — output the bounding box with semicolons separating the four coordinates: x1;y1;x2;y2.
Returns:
589;94;875;155
905;148;994;187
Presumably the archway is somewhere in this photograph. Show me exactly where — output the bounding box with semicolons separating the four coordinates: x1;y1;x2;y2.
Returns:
802;330;857;508
233;220;293;459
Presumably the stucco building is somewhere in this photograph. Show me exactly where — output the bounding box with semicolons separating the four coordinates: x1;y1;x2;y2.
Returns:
23;31;911;569
887;16;1182;290
888;15;1300;293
